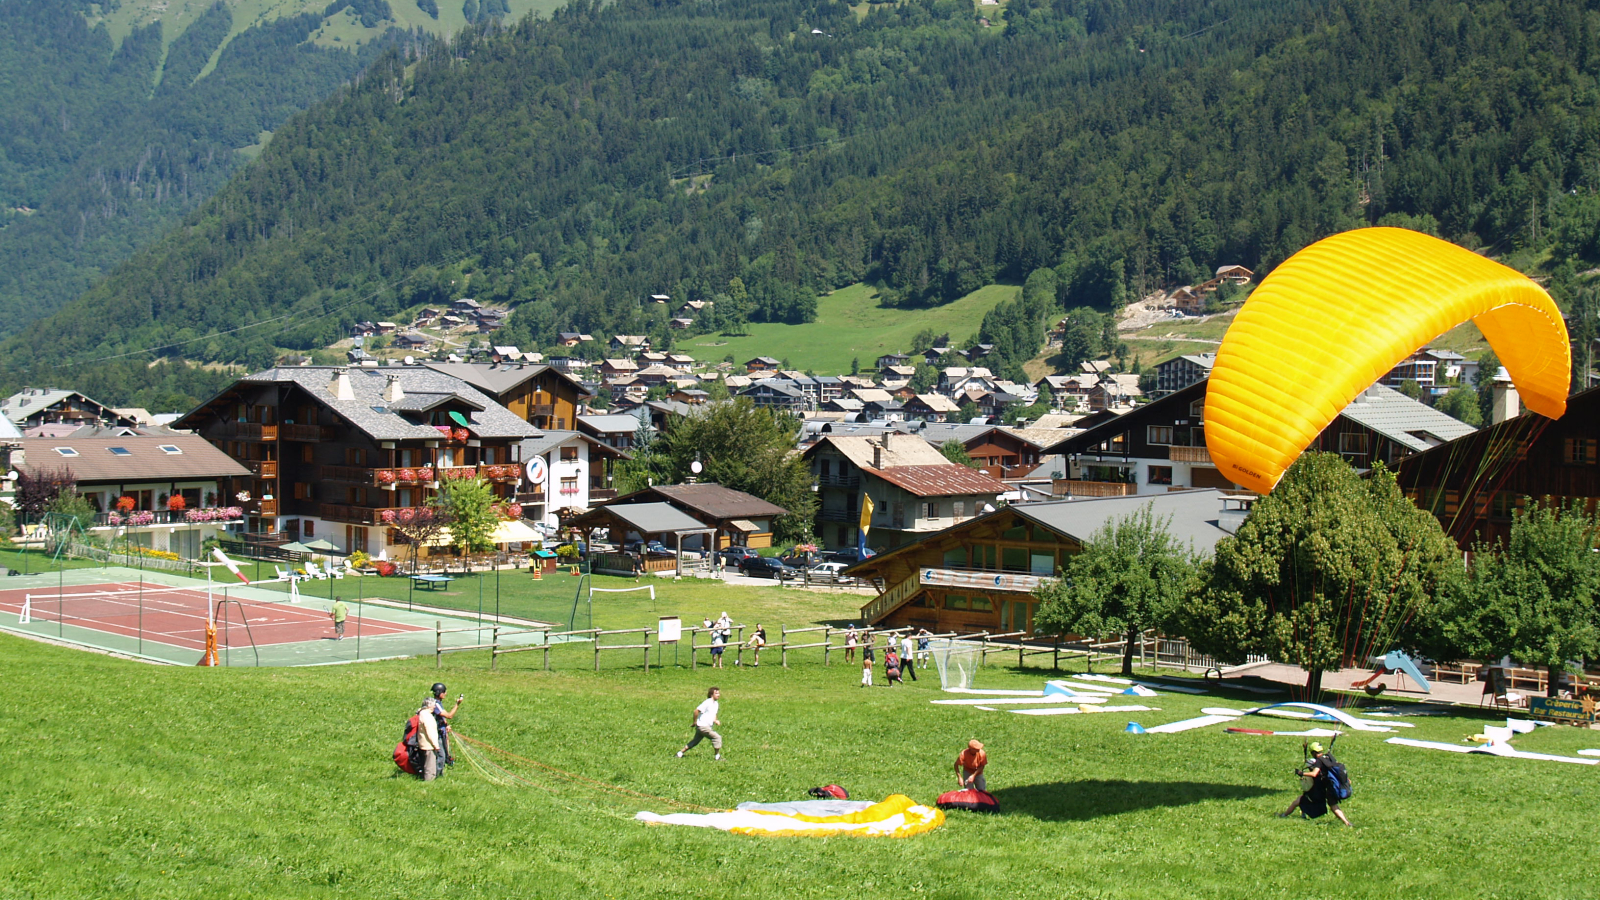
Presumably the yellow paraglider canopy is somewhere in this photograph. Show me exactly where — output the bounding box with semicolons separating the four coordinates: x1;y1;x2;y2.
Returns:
1205;227;1570;495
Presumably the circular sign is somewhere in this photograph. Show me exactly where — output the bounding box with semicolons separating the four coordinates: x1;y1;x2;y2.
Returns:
690;460;703;475
524;457;548;485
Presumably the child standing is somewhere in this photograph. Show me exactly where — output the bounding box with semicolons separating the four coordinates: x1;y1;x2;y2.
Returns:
861;656;873;687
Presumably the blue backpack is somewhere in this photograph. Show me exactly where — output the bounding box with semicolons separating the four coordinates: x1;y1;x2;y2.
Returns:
1321;756;1352;801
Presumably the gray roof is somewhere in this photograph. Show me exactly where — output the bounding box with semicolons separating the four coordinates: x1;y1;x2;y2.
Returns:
519;430;583;458
1014;489;1237;556
1337;383;1477;452
917;423;994;445
1;388;117;424
422;361;589;397
578;414;643;434
0;416;21;439
233;367;538;441
583;502;706;533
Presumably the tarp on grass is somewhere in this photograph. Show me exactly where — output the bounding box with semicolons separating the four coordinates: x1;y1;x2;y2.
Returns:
635;794;944;837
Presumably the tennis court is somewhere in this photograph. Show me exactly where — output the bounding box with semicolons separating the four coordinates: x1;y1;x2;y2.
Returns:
0;567;551;666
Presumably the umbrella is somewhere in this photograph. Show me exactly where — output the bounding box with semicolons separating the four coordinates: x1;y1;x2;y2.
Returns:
279;541;313;554
301;538;339;552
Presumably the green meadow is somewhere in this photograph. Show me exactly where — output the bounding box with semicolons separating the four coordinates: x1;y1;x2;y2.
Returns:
5;597;1598;899
682;283;1020;374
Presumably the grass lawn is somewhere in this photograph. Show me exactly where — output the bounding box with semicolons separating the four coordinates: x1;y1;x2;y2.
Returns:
6;615;1599;898
682;283;1019;374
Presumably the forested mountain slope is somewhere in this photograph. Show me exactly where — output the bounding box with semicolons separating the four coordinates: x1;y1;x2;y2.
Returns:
10;0;1600;406
0;0;559;338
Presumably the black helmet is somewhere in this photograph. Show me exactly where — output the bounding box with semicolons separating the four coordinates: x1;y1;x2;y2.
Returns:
431;682;447;696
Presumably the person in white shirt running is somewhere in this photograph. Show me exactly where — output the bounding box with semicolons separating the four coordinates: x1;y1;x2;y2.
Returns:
677;687;724;760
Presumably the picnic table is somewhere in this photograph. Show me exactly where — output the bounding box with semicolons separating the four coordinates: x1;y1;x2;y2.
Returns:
412;574;456;591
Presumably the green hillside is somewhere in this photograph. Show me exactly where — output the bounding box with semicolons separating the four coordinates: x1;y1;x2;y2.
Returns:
0;0;563;342
682;283;1019;374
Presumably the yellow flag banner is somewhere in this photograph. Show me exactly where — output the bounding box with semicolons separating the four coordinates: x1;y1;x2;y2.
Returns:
859;494;875;538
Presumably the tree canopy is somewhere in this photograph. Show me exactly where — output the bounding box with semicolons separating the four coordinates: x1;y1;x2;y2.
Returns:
1430;500;1600;696
1034;505;1199;675
1177;452;1459;696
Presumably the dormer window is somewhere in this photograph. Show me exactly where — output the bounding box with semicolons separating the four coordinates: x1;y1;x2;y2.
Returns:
53;447;78;457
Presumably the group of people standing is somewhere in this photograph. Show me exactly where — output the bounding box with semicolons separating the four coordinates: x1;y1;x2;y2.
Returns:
849;627;931;687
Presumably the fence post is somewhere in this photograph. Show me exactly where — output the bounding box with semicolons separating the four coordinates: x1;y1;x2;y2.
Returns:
690;628;697;671
435;620;442;669
735;626;744;667
543;629;552;671
491;626;499;671
781;625;788;669
594;633;600;672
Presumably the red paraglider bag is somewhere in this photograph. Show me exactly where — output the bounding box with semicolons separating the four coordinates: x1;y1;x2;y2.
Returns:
936;789;999;812
394;714;422;775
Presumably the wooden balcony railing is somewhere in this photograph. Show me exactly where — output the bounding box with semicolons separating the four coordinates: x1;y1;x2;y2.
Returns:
515;491;546;504
280;423;329;442
530;403;555;418
1168;445;1211;464
245;460;278;478
478;464;521;483
321;465;438;486
254;499;279;517
220;422;278;441
317;504;430;526
588;488;617;502
1051;479;1136;498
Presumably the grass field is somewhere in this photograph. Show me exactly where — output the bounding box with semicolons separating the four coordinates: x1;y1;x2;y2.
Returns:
682;283;1019;374
6;598;1600;898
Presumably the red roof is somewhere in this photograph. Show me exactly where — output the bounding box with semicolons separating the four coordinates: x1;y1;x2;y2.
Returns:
867;464;1008;498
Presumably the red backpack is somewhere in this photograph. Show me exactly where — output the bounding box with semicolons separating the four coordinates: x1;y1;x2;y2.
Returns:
394;714;423;775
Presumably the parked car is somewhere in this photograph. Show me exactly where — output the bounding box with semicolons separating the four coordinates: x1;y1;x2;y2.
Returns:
718;546;760;566
825;547;877;565
806;562;849;579
778;551;820;570
738;557;798;579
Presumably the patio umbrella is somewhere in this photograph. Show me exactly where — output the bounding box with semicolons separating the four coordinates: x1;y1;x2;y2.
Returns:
301;538;339;552
279;541;313;554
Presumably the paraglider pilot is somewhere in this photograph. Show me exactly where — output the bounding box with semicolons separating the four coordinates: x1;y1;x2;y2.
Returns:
1279;741;1351;826
954;740;988;792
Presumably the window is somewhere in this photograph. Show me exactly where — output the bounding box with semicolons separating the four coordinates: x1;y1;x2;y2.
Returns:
158;444;182;455
1189;400;1205;419
1564;438;1598;465
53;447;79;457
560;446;579;461
1339;432;1369;456
1147;425;1174;445
347;526;369;554
1148;466;1173;485
921;501;939;520
819;459;831;478
952;500;965;520
301;444;314;463
107;447;132;456
304;520;315;537
1191;427;1206;447
560;476;579;496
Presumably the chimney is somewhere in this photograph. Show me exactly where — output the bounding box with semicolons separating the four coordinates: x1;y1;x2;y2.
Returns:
873;436;885;469
1491;367;1519;424
383;374;405;403
328;367;355;402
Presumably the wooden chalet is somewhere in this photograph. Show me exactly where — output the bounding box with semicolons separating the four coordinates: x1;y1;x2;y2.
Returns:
846;489;1239;632
423;361;590;431
603;483;787;550
1395;384;1600;548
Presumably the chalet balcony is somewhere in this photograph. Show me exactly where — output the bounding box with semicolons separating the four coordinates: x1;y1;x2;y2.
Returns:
255;498;279;517
220;422;278;441
436;465;478;482
317;504;430;526
93;508;246;528
515;491;546;504
1168;446;1211;464
816;473;861;489
1051;479;1136;498
588;487;618;502
818;507;860;523
530;403;555;418
477;464;522;483
280;423;330;442
321;465;436;486
245;460;278;478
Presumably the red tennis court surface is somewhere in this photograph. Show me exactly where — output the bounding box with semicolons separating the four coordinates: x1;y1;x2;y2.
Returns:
0;580;425;651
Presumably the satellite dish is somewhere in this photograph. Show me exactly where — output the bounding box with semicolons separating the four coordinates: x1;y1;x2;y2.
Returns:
404;355;415;365
690;460;703;475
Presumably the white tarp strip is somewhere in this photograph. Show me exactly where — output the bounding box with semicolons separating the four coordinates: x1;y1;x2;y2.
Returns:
942;688;1044;696
1226;727;1341;737
1201;707;1252;716
1009;704;1156;716
1132;680;1206;694
1143;714;1236;733
932;696;1106;706
1076;674;1134;684
1248;702;1403;731
1386;737;1599;765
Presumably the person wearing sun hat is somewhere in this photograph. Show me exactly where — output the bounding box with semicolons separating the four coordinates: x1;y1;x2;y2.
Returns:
954;740;988;792
1278;741;1351;826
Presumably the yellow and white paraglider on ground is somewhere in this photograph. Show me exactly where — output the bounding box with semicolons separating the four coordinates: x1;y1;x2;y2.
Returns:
1205;227;1571;495
635;794;945;837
